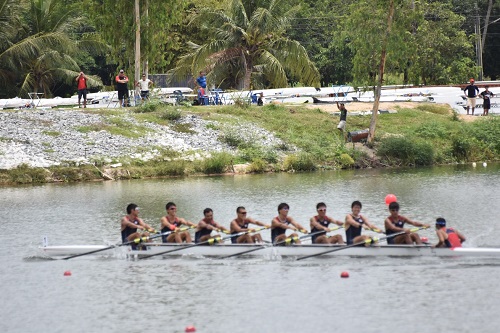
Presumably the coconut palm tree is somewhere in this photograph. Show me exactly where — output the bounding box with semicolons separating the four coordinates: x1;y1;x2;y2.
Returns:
0;0;104;97
171;0;320;90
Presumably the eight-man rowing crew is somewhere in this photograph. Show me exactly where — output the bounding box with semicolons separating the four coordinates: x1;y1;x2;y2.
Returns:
121;201;466;249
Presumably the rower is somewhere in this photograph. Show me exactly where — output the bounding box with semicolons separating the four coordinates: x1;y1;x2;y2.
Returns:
160;202;196;243
384;202;430;244
433;217;466;248
195;208;229;244
309;202;344;244
345;200;381;245
120;203;154;249
271;203;307;245
230;206;270;243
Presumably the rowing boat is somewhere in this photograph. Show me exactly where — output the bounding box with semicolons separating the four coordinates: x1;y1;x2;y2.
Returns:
38;243;500;259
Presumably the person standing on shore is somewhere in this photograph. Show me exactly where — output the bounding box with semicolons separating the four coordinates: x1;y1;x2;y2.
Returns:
480;86;495;116
336;101;347;132
116;69;130;107
136;74;152;101
463;78;479;115
195;71;207;105
75;71;88;108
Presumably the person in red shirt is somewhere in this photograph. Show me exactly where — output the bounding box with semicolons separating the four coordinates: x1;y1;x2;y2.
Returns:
75;71;88;108
115;69;130;107
434;217;466;248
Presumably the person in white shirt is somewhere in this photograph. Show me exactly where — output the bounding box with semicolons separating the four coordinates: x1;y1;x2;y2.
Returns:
136;74;152;100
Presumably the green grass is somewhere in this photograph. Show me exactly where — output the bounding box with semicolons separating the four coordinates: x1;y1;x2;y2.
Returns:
42;130;60;137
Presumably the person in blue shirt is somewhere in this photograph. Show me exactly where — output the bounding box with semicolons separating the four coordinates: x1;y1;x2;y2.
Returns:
196;71;207;89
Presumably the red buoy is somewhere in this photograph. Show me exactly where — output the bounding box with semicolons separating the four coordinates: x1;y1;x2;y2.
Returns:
63;271;72;276
185;326;196;333
340;271;349;278
385;194;397;205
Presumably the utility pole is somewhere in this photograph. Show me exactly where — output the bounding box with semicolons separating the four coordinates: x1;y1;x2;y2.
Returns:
135;0;141;101
475;1;483;81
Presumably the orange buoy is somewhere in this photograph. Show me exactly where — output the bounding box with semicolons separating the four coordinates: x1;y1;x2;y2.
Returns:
385;194;397;205
63;271;72;276
185;326;196;333
340;271;349;278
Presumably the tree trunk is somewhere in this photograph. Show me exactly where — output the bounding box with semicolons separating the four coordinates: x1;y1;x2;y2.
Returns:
368;0;395;144
143;0;149;76
243;56;252;90
134;0;141;99
482;0;493;52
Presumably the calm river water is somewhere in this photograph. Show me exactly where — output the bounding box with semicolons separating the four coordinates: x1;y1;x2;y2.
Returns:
1;164;500;333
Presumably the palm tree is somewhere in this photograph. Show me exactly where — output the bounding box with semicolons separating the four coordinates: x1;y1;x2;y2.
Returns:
171;0;320;90
0;0;104;98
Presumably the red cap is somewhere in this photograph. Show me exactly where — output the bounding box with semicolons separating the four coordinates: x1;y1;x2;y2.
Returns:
470;78;475;82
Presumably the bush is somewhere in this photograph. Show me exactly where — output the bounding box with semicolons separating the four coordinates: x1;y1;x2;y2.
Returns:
248;158;268;173
135;100;162;113
414;122;448;139
337;153;355;168
378;136;434;166
198;152;233;174
154;161;186;177
283;153;316;171
160;108;182;121
450;136;471;161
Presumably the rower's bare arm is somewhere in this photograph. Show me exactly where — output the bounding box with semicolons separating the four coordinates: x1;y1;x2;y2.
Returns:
288;217;303;232
310;217;323;230
344;215;359;227
405;217;429;228
385;218;402;232
271;218;287;229
230;221;242;232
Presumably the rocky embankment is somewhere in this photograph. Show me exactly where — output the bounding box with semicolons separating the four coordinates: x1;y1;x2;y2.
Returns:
0;109;287;170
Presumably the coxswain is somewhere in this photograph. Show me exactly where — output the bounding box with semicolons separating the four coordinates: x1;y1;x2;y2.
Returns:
434;217;466;248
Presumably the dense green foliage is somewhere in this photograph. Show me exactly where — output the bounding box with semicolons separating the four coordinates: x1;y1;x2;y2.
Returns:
1;0;500;96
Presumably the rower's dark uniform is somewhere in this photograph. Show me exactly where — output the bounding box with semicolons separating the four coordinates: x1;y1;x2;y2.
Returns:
345;215;363;245
121;216;140;243
311;216;330;243
271;218;290;244
231;220;249;244
195;219;217;244
160;216;180;242
385;215;405;244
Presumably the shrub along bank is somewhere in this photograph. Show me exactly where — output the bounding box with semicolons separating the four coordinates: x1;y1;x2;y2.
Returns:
0;102;499;185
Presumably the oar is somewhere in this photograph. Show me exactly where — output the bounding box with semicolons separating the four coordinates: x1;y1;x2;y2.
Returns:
61;226;193;260
220;226;343;259
138;226;269;260
296;226;427;261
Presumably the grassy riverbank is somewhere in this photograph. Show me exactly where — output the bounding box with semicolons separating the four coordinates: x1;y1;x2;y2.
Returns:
1;102;499;185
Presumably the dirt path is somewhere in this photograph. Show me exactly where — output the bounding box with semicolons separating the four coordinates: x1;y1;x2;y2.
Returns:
307;101;482;122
